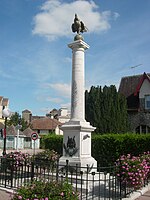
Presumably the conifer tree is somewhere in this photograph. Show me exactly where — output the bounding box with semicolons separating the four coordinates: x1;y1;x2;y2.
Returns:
85;85;128;134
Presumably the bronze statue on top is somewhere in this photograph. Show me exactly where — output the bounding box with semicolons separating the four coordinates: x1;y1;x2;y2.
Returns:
71;14;88;41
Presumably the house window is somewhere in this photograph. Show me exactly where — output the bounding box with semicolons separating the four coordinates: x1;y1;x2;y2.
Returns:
135;125;150;134
145;95;150;109
25;137;31;142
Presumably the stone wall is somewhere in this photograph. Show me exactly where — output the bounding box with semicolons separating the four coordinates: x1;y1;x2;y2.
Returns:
128;111;150;132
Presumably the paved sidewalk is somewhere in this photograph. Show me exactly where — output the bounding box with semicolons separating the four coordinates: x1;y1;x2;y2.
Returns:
135;189;150;200
0;189;13;200
0;148;44;156
0;187;150;200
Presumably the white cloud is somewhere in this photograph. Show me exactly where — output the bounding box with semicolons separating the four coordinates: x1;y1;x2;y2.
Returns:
113;12;120;20
46;96;63;103
36;92;63;104
32;0;119;41
45;83;71;98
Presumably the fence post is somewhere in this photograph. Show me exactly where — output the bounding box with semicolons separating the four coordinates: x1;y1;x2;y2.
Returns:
56;159;59;182
31;161;34;182
10;164;13;188
66;160;69;178
119;159;125;199
4;164;7;188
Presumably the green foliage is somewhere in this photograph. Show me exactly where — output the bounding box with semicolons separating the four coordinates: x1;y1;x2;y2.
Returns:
40;134;63;156
92;133;150;166
34;149;59;168
12;180;79;200
35;149;59;162
85;85;129;133
7;112;29;131
40;134;150;167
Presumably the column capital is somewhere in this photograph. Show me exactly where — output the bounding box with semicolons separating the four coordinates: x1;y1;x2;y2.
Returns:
68;40;90;50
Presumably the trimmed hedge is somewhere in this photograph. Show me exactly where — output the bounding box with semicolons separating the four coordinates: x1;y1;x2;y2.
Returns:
40;133;150;166
92;133;150;166
40;134;63;156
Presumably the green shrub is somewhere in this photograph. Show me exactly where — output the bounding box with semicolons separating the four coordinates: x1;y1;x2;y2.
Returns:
11;180;79;200
35;149;59;162
40;134;63;156
92;133;150;166
40;133;150;167
34;149;59;169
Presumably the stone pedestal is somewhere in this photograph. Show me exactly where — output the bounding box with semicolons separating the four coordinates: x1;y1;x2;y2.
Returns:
59;39;97;169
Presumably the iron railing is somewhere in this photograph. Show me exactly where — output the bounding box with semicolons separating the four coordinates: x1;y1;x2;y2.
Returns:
0;158;149;200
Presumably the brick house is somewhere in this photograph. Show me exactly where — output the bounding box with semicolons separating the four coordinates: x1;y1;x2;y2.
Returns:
118;72;150;133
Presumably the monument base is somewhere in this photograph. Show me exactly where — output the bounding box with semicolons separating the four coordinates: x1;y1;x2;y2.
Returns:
59;120;97;171
59;156;97;172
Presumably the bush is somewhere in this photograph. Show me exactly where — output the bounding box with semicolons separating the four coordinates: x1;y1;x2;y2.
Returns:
92;133;150;166
11;180;79;200
35;149;59;162
40;133;150;167
34;150;59;168
40;135;63;156
115;152;150;190
2;151;31;170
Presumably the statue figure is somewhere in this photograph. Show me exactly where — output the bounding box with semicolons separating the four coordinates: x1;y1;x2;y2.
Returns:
71;14;88;40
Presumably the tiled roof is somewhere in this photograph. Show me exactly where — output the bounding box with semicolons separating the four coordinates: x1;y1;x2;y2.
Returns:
32;116;45;120
2;98;9;106
118;72;150;97
118;72;150;110
134;72;150;96
30;117;62;130
0;96;9;106
7;125;24;136
23;127;34;137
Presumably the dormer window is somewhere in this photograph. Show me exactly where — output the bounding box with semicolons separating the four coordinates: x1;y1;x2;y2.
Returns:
145;95;150;109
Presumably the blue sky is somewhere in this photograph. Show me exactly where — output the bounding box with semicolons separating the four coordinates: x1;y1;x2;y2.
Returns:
0;0;149;116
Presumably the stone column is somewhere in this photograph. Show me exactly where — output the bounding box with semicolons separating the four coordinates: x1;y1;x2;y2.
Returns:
59;39;97;169
69;40;89;122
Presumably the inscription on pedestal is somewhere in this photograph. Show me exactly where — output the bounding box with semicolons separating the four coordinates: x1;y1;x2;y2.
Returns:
81;133;90;155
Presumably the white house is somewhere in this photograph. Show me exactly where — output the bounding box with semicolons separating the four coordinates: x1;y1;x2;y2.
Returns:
0;125;40;150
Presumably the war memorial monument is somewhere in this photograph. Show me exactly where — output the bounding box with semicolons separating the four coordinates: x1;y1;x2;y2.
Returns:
59;14;97;170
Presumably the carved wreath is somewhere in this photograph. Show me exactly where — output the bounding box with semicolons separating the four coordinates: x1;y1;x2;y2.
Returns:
63;136;78;157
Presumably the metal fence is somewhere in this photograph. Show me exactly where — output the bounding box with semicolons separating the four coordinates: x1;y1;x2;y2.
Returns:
0;158;149;200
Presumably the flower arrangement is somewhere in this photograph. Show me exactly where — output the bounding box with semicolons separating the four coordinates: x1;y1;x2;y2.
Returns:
115;152;150;190
11;180;79;200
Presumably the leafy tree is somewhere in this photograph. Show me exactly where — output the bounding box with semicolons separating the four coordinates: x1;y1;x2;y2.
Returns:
7;112;28;131
85;85;128;134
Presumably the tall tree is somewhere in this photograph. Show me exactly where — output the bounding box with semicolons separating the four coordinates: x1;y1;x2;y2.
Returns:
85;85;128;133
7;112;28;131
